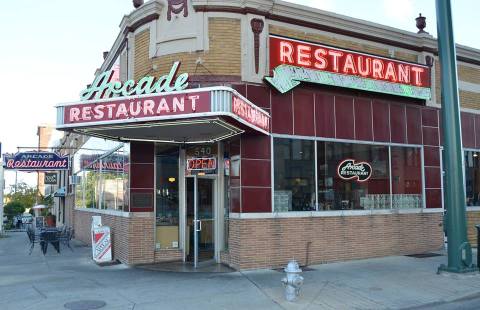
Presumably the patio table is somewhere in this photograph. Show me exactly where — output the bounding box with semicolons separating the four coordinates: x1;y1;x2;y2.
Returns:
40;229;61;255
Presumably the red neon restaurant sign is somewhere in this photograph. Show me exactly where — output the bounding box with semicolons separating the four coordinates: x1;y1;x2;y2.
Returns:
267;35;431;99
63;92;211;125
59;88;270;134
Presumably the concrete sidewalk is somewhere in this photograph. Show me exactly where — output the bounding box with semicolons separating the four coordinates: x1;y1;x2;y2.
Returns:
1;231;480;310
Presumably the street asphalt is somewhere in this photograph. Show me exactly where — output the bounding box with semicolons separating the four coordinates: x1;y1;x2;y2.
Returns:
1;231;480;310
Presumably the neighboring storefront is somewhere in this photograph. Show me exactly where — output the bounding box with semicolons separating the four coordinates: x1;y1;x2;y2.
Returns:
55;0;480;269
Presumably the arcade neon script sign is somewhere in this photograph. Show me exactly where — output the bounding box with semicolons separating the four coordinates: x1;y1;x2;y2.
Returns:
337;159;372;182
266;35;431;100
80;61;188;101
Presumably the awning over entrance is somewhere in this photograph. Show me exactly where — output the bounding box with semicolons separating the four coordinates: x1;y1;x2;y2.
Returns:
56;87;270;143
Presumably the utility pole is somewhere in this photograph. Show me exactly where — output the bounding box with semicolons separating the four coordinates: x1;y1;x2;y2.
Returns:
436;0;477;273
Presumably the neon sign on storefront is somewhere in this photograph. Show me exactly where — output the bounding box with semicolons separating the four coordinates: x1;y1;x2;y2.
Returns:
80;61;189;101
266;35;431;99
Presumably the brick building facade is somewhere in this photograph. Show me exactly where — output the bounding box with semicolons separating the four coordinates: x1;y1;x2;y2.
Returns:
55;0;480;270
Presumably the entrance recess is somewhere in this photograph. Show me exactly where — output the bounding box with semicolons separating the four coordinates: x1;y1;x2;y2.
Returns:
186;176;215;267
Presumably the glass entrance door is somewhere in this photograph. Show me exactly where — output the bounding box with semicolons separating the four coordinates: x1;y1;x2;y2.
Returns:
186;177;215;267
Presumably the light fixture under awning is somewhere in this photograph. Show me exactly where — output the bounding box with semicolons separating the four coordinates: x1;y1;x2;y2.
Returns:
55;86;270;143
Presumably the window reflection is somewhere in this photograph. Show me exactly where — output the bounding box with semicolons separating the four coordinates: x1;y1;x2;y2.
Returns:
465;151;480;206
74;138;130;212
274;139;315;212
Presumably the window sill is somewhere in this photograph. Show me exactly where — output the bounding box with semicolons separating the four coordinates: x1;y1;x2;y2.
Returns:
74;207;153;218
229;208;443;219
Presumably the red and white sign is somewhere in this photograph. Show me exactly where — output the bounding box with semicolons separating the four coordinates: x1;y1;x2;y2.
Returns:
269;35;430;88
187;157;217;171
64;91;211;125
232;95;270;132
92;226;112;263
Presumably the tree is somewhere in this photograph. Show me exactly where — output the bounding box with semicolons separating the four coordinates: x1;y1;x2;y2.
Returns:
4;201;25;220
5;182;39;211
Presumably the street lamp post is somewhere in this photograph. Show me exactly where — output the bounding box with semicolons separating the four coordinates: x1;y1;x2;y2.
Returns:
0;163;4;235
436;0;477;273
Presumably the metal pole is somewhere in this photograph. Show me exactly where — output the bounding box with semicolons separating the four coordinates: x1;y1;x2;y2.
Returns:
0;164;4;235
436;0;477;273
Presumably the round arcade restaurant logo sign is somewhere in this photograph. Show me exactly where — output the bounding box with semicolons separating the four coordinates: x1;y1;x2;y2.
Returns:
337;159;372;182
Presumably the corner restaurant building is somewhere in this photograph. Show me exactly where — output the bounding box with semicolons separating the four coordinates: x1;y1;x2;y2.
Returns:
56;0;480;269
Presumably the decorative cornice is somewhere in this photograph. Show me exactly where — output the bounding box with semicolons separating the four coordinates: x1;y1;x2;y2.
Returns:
192;0;480;66
123;13;160;34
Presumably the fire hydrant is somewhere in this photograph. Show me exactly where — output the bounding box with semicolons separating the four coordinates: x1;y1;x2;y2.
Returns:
281;260;304;302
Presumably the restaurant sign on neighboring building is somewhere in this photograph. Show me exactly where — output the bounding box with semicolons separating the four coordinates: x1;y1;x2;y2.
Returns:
3;152;69;171
266;35;431;100
80;154;128;172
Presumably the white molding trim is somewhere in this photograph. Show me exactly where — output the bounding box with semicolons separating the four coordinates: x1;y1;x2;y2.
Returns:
74;207;154;218
229;208;443;219
459;81;480;93
467;206;480;211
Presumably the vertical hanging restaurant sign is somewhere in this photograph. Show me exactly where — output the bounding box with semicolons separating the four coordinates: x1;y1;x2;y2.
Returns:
266;35;431;100
3;152;69;171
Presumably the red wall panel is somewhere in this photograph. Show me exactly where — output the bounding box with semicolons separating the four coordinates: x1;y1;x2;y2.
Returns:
241;160;271;187
425;189;442;209
242;188;272;212
423;127;440;146
353;98;373;141
293;89;315;136
335;96;355;140
315;93;335;138
425;167;442;189
390;104;406;144
461;112;475;148
372;100;390;142
422;109;438;127
406;106;423;145
271;91;293;134
246;84;270;110
423;146;441;167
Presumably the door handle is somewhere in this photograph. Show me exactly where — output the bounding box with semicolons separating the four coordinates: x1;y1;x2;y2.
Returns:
196;220;202;232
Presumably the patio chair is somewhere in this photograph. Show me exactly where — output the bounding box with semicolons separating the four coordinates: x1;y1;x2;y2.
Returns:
59;227;74;251
27;229;42;255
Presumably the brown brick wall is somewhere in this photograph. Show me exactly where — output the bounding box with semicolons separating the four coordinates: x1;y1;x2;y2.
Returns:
394;51;418;62
269;25;391;57
460;90;480;110
467;211;480;247
435;62;480;110
154;249;183;263
73;210;156;265
459;65;480;84
225;213;444;270
134;18;241;80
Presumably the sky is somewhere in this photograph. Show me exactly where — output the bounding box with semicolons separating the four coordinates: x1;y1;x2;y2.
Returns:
0;0;478;189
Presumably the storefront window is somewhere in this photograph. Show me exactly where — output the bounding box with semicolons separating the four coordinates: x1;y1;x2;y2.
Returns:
155;145;180;249
465;150;480;206
273;138;424;212
274;138;315;212
318;142;390;210
391;147;423;208
74;138;130;211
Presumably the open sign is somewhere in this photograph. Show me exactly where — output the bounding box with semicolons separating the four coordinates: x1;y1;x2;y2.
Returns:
186;157;217;171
